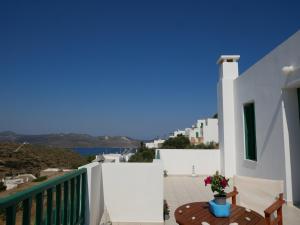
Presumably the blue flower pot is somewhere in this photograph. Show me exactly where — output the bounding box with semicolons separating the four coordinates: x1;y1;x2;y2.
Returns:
209;200;231;217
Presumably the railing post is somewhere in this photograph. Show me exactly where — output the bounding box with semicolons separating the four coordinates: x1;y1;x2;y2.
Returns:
22;197;32;225
6;205;16;225
81;172;87;225
36;192;44;225
56;184;62;225
63;181;69;225
76;175;80;223
70;178;75;225
47;188;53;225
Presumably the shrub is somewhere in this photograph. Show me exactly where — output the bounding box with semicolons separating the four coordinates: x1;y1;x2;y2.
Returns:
128;142;155;162
192;141;218;149
33;176;48;182
161;135;190;149
86;155;95;163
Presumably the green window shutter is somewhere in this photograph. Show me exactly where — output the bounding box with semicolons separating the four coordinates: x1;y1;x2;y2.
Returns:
244;103;257;161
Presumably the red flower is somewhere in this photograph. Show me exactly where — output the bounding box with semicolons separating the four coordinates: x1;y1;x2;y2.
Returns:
204;176;212;186
221;178;228;188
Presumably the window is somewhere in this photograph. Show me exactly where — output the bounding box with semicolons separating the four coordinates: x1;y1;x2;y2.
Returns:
244;102;257;161
196;132;199;138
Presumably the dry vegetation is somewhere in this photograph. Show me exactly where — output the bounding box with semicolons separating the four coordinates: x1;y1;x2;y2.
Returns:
0;142;88;178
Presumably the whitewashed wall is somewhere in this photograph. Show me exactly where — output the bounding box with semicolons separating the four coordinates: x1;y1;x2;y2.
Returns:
79;162;104;225
218;30;300;203
234;31;300;204
203;118;219;143
156;149;220;175
102;162;164;225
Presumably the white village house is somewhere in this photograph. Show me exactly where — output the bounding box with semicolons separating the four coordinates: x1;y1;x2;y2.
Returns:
189;118;219;145
145;139;165;149
170;118;218;145
218;30;300;206
169;129;187;138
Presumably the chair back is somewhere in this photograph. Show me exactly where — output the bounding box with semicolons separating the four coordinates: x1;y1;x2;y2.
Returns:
233;175;284;215
226;186;238;205
264;193;285;225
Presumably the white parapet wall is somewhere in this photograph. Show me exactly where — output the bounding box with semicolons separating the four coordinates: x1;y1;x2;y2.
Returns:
102;161;164;225
233;175;284;215
156;149;220;175
79;162;105;225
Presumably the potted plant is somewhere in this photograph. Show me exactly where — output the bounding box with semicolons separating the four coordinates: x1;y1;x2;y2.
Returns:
163;199;170;220
163;170;168;177
204;171;229;205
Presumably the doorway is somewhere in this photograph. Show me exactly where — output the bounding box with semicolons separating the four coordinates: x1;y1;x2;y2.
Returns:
282;88;300;207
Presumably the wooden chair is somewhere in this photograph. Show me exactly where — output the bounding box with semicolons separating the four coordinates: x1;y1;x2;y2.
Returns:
264;193;285;225
226;186;239;205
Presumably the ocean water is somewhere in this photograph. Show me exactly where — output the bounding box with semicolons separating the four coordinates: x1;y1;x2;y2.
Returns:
73;147;129;156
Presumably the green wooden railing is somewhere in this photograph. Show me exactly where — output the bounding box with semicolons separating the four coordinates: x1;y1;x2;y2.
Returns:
0;168;87;225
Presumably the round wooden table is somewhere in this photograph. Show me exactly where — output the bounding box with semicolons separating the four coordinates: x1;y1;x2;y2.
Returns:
175;202;265;225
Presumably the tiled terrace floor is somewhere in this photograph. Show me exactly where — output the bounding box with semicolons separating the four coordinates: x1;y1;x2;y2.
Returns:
164;176;300;225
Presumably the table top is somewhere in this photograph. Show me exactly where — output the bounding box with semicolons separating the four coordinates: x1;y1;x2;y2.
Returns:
174;202;265;225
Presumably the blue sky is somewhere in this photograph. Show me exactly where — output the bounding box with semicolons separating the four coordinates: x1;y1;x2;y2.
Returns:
0;0;299;139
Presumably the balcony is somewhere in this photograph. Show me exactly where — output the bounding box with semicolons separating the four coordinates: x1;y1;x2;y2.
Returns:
1;149;300;225
0;161;164;225
164;176;300;225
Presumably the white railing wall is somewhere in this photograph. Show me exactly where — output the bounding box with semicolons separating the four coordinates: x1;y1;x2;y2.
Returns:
102;161;164;224
79;162;105;225
156;149;220;175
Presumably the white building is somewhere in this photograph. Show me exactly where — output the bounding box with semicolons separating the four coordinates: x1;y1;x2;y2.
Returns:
145;139;165;149
169;129;187;138
189;118;218;144
187;125;201;144
178;118;218;145
102;153;122;163
198;118;218;143
218;30;300;205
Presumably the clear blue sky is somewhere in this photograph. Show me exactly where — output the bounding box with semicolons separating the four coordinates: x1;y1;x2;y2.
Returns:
1;0;299;139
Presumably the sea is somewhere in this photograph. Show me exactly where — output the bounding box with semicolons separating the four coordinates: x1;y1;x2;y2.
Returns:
73;147;135;156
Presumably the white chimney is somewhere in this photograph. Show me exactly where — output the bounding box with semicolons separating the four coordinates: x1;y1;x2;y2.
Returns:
217;55;240;177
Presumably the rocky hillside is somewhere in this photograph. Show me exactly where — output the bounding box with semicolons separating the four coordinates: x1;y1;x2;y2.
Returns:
0;142;88;178
0;131;140;148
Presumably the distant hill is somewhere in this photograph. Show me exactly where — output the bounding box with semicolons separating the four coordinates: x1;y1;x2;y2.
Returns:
0;131;140;148
0;142;88;177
